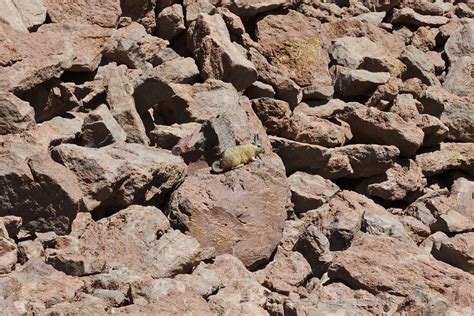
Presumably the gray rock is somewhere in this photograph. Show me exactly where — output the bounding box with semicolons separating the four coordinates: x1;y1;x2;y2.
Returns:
445;23;474;64
12;0;47;30
441;99;474;142
400;45;439;86
245;81;275;99
0;234;17;274
294;225;333;277
227;0;288;16
415;143;474;176
430;232;474;274
444;56;474;99
391;7;449;27
149;122;200;149
288;172;340;214
0;92;35;135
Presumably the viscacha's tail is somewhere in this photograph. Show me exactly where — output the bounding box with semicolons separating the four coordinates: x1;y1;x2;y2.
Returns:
211;160;224;173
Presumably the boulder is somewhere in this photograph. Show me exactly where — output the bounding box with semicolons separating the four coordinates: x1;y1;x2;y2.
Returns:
334;67;390;97
288;172;340;214
328;233;473;307
415;143;474;176
43;0;121;27
429;232;474;274
0;92;35;134
444;56;474;99
51;142;187;212
11;0;47;31
441;99;474;142
120;0;157;33
80;104;127;147
168;156;291;269
391;8;449;27
156;4;185;40
256;10;332;91
271;136;399;179
444;23;474;64
149;122;200;149
188;13;257;91
0;0;27;32
251;97;291;136
245;81;275;99
294;225;333;277
226;0;288;16
400;45;439;86
357;159;426;202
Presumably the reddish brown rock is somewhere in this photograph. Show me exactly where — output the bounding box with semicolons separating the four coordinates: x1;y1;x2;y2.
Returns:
168;155;291;269
445;23;474;64
391;7;449;27
443;56;474;99
294;225;333;277
188;13;257;91
328;233;474;306
430;232;474;274
226;0;288;16
0;92;35;135
11;0;47;31
156;3;185;40
250;97;291;136
256;10;332;90
415;143;474;176
43;0;121;27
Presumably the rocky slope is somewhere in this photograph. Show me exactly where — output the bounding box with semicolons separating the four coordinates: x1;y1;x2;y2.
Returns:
0;0;473;314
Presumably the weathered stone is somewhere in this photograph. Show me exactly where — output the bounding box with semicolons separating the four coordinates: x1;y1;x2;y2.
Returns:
329;36;403;76
156;4;185;40
153;57;200;84
361;208;413;243
335;104;424;156
0;216;22;238
400;45;439;86
157;80;241;124
17;239;44;264
411;26;438;52
255;248;311;294
328;233;473;307
256;10;332;90
441;99;474;142
284;103;352;148
391;7;449;27
417;114;449;147
430;211;474;234
149;122;200;149
444;56;474;99
250;97;291;136
43;0;121;27
0;92;35;135
51;142;186;211
183;0;216;24
358;159;426;202
0;259;84;311
245;81;275;99
0;0;27;32
105;64;149;144
120;0;156;33
11;0;47;30
217;7;245;36
271;136;400;179
226;0;288;16
294;225;333;277
415;143;474;176
334;67;390;97
0;235;17;274
418;85;451;117
430;232;474;274
288;172;339;214
445;23;474;64
188;13;257;91
168;156;291;269
80;104;127;147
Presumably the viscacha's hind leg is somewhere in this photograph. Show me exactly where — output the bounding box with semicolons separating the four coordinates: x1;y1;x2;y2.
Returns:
233;164;244;169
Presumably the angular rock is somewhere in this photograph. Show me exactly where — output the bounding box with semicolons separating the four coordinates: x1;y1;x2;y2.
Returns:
51;142;186;211
288;172;339;214
418;85;450;117
250;97;291;136
334;67;390;97
245;81;276;99
43;0;121;27
157;80;241;124
443;56;474;99
396;288;472;315
391;8;449;27
430;232;474;274
168;156;291;269
400;45;439;86
329;36;403;75
328;233;473;307
416;114;449;147
445;23;474;64
0;92;35;134
256;10;332;90
271;136;400;178
312;191;387;250
183;0;217;24
361;208;413;243
441;99;474;142
0;235;17;274
188;13;257;91
430;211;474;234
357;159;426;202
411;26;438;52
415;143;474;176
247;47;302;106
17;239;44;264
43;294;108;315
80;104;127;147
0;153;83;235
0;259;84;311
105;64;149;144
226;0;288;16
0;0;27;32
152;57;200;84
255;248;311;294
149;122;200;149
284;103;352;148
120;0;157;33
11;0;47;30
156;4;185;40
294;225;333;277
336;104;424;156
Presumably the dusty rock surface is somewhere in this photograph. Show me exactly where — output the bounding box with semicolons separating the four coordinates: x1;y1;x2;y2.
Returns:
0;0;473;315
